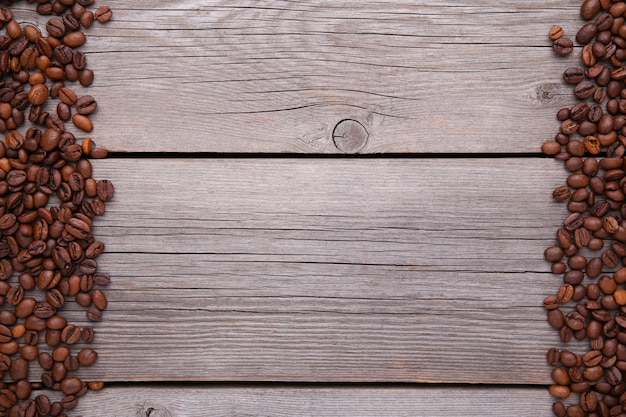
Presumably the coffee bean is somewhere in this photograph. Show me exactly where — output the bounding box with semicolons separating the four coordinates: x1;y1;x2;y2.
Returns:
75;94;97;115
78;68;94;86
71;113;92;131
94;6;112;23
575;80;597;99
554;37;574;55
566;311;586;330
545;246;565;262
9;357;28;381
577;22;599;44
60;377;82;395
63;31;86;48
549;384;571;399
544;295;559;309
46;18;65;38
77;347;97;366
0;389;17;408
549;309;565;329
563;67;586;84
549;25;564;40
581;0;601;19
0;2;112;413
86;307;101;321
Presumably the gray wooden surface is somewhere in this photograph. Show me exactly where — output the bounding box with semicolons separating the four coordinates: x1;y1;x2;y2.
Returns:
9;0;588;415
70;386;554;417
75;0;580;154
79;158;562;384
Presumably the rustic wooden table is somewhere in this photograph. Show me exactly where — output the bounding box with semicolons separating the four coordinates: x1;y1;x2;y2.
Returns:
27;0;588;415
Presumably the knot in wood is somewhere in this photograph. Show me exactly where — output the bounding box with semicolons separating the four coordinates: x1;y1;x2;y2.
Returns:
332;119;368;153
140;406;172;417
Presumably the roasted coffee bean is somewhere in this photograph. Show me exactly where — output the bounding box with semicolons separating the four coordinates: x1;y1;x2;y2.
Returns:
77;347;97;366
582;0;602;20
86;307;101;321
71;113;92;131
575;80;597;99
9;357;27;381
63;31;86;48
554;37;575;55
0;1;114;413
549;309;565;329
550;25;564;40
549;384;571;399
577;22;599;44
46;18;65;38
75;94;97;115
94;6;112;22
564;67;586;84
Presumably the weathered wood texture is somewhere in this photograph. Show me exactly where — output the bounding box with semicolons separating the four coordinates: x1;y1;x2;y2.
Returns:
1;1;588;415
13;0;584;153
50;158;571;385
69;386;554;417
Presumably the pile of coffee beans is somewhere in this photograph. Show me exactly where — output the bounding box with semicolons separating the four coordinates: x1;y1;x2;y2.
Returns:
0;1;117;416
539;1;626;416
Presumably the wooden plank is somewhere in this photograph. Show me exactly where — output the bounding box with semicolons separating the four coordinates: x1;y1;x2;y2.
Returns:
56;158;572;384
69;386;555;417
13;0;584;153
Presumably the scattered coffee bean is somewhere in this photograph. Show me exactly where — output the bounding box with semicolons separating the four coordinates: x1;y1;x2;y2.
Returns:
0;2;115;416
539;3;626;415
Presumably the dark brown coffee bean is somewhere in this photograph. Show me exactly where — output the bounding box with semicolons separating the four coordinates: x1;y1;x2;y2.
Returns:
75;94;97;115
81;325;94;344
93;272;110;286
46;17;66;38
554;37;574;55
549;309;565;329
582;0;602;19
552;367;570;385
553;185;571;201
565;311;586;330
96;179;114;201
78;68;94;86
544;295;559;310
61;394;77;410
0;389;16;408
545;246;564;262
606;366;623;385
564;67;586;84
603;249;620;268
92;289;107;310
612;66;626;80
35;395;50;416
0;7;12;23
547;347;561;366
575;80;597;99
60;377;82;396
9;357;27;381
577;22;599;44
33;301;55;319
61;324;81;344
51;361;66;383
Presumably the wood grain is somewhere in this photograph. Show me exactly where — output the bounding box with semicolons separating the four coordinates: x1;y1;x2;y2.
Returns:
13;0;584;153
49;158;574;384
69;385;554;417
0;2;587;414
